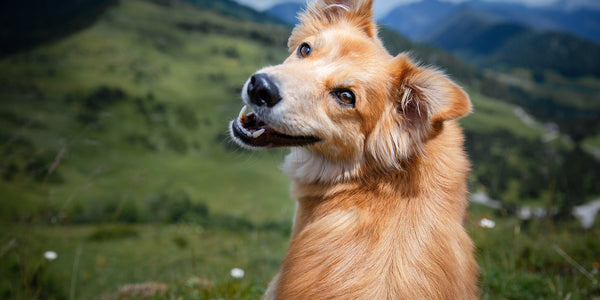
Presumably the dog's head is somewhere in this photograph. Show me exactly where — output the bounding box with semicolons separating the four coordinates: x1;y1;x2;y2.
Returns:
230;0;471;182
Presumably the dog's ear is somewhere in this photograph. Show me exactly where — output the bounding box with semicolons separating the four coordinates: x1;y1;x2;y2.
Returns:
393;55;472;131
365;55;471;168
296;0;376;38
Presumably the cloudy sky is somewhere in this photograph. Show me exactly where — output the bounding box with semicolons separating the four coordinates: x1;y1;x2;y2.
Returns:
235;0;596;16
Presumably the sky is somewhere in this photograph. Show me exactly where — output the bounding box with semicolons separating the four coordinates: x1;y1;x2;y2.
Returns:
234;0;597;16
235;0;429;15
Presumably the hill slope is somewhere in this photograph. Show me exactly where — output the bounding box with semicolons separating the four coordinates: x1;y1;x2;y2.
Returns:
0;0;293;224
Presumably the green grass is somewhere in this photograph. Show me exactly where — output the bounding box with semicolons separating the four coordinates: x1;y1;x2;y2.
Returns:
0;223;288;299
2;208;599;299
584;134;600;148
461;87;545;141
471;215;600;299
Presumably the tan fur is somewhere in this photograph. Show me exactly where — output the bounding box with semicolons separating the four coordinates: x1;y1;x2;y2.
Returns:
239;0;479;298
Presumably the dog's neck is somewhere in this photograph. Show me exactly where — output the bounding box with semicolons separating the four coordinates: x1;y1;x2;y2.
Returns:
282;148;364;184
282;121;471;224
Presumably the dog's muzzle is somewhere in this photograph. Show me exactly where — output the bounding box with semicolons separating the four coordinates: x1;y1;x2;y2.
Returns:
229;73;319;149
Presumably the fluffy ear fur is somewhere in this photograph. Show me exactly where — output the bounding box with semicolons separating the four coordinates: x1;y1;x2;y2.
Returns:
289;0;376;49
394;54;472;129
366;54;472;169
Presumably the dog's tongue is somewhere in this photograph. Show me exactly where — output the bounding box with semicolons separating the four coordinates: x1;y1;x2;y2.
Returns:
230;106;319;148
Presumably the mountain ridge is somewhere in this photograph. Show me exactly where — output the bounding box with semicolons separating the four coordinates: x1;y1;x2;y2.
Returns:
380;0;600;45
424;7;600;78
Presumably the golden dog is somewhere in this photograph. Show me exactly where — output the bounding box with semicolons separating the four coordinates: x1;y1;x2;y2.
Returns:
230;0;478;298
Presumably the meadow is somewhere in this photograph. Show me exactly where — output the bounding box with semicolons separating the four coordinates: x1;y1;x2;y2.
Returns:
1;0;599;299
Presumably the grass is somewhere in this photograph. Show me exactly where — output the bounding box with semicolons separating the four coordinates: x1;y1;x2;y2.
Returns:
461;87;545;141
469;205;600;299
1;0;599;299
1;223;287;299
2;207;599;299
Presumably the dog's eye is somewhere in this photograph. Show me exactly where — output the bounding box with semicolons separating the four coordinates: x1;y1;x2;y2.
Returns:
332;89;355;107
298;42;311;58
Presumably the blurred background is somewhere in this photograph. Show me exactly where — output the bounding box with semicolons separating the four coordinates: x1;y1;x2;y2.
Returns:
1;0;599;298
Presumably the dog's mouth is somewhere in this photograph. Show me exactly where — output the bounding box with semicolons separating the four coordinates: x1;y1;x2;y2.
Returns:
230;106;320;149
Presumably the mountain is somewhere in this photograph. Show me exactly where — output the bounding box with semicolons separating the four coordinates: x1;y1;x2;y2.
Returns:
0;0;118;57
379;0;460;41
382;0;600;45
425;7;600;78
483;31;600;77
424;8;529;57
266;2;304;25
465;0;600;44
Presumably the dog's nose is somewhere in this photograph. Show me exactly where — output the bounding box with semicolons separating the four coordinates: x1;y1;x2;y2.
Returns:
247;73;281;107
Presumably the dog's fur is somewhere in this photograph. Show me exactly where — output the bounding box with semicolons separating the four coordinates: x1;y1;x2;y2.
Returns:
229;0;479;298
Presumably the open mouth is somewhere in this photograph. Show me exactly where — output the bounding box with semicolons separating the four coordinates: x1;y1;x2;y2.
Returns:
230;105;320;148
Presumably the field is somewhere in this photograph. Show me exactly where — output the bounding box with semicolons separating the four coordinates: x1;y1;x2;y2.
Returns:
3;215;600;299
1;0;599;299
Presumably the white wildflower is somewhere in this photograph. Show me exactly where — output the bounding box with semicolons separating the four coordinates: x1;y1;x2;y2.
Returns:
44;251;58;261
479;218;496;229
230;268;245;279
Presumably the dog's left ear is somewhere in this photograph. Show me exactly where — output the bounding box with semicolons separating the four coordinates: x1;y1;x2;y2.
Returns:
366;55;471;168
393;55;472;131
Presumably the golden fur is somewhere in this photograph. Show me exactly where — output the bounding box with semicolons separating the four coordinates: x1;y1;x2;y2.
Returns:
231;0;479;298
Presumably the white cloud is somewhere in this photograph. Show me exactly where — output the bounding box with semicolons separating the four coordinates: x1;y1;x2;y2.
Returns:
484;0;559;7
236;0;304;11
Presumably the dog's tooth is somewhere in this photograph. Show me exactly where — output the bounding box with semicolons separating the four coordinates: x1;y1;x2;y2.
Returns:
240;125;250;136
237;113;244;129
252;128;265;138
238;105;248;120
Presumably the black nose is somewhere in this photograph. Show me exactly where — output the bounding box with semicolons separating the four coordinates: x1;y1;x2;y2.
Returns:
247;73;281;107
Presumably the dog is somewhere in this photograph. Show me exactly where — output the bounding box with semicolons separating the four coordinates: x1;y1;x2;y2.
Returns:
229;0;479;298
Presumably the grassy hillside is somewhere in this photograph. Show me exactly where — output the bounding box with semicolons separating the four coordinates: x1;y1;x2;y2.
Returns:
1;0;599;298
0;0;293;223
1;0;295;297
